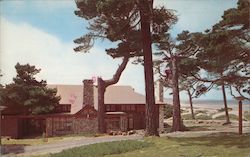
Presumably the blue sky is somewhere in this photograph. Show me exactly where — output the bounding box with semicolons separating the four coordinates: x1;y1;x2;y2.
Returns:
0;0;86;42
0;0;238;100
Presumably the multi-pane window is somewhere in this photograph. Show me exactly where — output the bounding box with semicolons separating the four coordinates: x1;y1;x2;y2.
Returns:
110;105;116;111
121;105;126;111
126;105;130;111
131;105;135;111
106;105;111;111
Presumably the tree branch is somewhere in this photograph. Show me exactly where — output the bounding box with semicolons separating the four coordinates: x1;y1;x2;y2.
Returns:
229;85;238;99
104;55;130;87
190;73;221;83
235;86;250;101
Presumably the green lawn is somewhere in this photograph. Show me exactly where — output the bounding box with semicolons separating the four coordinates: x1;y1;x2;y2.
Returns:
49;140;152;157
44;133;250;157
108;133;250;157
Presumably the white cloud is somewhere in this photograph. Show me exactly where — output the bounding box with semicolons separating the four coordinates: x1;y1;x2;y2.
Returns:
0;17;145;94
0;0;75;10
0;0;238;100
30;0;75;12
154;0;237;36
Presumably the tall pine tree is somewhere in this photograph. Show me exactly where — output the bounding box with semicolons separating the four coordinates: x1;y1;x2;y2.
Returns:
0;63;60;115
74;0;176;135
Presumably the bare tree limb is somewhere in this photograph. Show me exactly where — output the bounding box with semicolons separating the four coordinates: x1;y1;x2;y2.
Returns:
104;55;130;87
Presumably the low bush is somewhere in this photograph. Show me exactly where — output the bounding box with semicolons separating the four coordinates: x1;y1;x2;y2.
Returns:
244;111;250;121
164;104;173;119
218;107;233;112
194;110;208;114
196;114;212;120
182;114;194;120
214;114;238;120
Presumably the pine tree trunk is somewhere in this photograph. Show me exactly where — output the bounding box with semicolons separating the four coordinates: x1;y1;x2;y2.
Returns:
139;0;158;136
97;57;129;133
188;90;195;120
221;82;230;124
97;78;106;133
171;57;183;131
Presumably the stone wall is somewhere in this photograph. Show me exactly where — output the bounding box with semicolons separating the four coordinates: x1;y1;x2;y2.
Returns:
158;105;164;133
46;116;98;137
155;80;164;102
46;105;98;137
73;117;98;134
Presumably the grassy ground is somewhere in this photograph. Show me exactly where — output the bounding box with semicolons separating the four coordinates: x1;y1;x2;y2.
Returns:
42;140;151;157
244;111;250;121
214;114;239;120
2;137;64;145
2;132;101;145
182;112;250;121
108;133;250;157
39;133;250;157
182;113;212;120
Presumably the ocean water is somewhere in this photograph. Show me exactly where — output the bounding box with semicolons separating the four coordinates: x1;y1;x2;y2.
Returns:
182;99;250;111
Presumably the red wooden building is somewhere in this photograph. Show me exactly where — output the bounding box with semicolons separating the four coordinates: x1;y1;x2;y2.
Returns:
1;80;165;138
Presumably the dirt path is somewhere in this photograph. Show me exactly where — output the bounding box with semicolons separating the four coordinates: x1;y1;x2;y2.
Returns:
2;135;143;157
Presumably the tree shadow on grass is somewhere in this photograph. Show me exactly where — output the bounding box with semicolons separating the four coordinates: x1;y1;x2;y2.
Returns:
169;132;250;149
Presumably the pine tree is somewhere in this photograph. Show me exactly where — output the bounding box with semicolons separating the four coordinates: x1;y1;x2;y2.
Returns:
74;0;176;135
0;63;60;115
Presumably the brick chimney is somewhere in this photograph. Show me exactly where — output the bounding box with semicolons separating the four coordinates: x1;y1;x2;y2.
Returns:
83;79;94;107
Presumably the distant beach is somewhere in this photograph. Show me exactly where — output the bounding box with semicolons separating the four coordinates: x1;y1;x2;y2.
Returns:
181;100;250;112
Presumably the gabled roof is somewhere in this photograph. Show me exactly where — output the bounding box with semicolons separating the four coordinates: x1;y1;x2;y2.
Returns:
48;84;165;114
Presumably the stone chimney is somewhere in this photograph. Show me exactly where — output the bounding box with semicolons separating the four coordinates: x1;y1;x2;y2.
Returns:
83;79;94;107
155;80;164;102
155;80;164;133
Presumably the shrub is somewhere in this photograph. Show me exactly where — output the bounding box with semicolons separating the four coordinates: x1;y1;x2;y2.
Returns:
218;107;233;112
194;110;208;114
214;114;238;120
164;104;173;119
244;111;250;121
182;114;194;120
196;114;212;120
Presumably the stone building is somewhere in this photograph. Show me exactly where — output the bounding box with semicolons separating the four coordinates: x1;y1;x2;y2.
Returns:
1;80;165;138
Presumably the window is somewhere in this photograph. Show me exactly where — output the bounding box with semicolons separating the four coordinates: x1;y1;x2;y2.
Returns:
129;117;133;129
111;105;116;111
126;105;130;111
131;105;135;111
121;105;126;111
137;105;145;112
54;104;71;113
106;105;111;111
